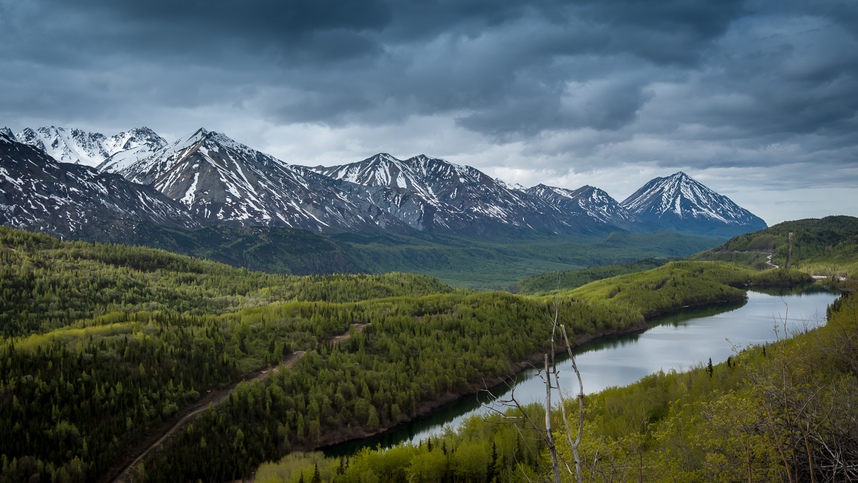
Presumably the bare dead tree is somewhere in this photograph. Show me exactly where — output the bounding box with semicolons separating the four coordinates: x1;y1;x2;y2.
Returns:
488;300;585;483
559;324;585;482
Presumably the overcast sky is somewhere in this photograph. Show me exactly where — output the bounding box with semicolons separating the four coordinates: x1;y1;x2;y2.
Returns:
2;0;856;225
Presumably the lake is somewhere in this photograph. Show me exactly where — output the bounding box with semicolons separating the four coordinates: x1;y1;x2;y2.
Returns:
324;286;838;455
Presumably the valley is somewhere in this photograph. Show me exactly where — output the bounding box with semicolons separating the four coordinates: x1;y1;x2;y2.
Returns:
1;125;856;483
1;125;763;290
0;215;854;481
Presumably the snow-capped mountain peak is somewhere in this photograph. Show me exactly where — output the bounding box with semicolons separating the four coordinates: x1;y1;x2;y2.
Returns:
0;133;199;237
495;178;526;191
316;153;586;235
12;125;169;170
526;184;635;226
98;128;407;232
14;126;110;167
96;127;168;174
620;171;766;236
2;125;767;239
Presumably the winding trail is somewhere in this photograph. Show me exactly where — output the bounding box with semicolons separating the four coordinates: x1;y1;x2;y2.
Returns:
106;323;368;482
766;252;779;269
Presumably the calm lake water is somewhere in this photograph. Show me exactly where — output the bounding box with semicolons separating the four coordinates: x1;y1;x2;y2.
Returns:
324;286;838;455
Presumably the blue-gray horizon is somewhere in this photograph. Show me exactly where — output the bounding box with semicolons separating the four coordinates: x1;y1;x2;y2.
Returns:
2;0;856;226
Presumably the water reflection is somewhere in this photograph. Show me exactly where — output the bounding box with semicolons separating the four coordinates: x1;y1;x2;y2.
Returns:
322;288;837;457
747;283;830;297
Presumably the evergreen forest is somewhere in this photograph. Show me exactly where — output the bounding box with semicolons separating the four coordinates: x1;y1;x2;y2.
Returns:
0;216;855;482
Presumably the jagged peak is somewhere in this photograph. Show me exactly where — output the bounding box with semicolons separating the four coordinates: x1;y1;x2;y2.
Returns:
363;152;401;165
404;153;452;165
407;153;447;166
496;178;526;191
0;127;14;141
169;127;226;151
121;126;161;137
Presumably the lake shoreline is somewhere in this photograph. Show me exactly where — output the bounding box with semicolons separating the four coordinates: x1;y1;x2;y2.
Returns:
312;293;754;455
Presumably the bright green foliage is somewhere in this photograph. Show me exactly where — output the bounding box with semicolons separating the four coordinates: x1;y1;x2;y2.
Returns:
0;226;832;482
0;305;348;481
563;260;812;320
0;227;455;337
253;289;857;483
695;215;858;277
137;292;566;480
515;258;671;295
257;411;545;483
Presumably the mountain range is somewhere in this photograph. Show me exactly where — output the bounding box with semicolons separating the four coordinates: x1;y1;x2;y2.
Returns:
1;125;767;241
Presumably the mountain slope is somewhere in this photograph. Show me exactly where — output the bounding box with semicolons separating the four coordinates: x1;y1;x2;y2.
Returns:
14;126;111;166
11;126;168;169
316;153;599;236
3;125;769;240
106;129;408;233
621;171;767;237
96;127;168;172
526;184;637;228
0;131;199;238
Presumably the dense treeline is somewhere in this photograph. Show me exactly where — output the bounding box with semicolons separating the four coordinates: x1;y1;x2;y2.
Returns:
136;263;811;481
255;286;856;483
514;258;670;295
137;292;566;480
332;230;717;290
0;227;454;337
0;304;353;482
0;226;822;482
68;218;720;291
76;223;365;276
695;215;858;276
564;260;812;320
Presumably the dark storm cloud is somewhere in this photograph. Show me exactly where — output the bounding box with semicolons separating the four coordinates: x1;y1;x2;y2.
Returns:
1;0;390;67
1;0;857;195
1;0;747;134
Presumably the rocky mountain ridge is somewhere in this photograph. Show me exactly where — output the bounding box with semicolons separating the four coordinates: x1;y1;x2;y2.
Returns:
2;125;768;238
0;130;199;239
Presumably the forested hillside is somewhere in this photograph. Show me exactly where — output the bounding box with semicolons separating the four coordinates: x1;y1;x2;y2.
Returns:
54;220;721;290
132;263;809;481
0;227;453;337
261;282;857;482
0;227;820;481
514;258;670;295
694;215;858;277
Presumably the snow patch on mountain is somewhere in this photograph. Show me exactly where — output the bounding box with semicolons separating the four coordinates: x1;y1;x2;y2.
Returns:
0;133;199;236
621;172;767;235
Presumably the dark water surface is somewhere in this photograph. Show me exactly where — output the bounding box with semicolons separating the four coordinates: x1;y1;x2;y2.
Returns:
324;287;837;455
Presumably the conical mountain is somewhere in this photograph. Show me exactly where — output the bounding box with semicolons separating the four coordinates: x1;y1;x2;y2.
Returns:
621;172;767;237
